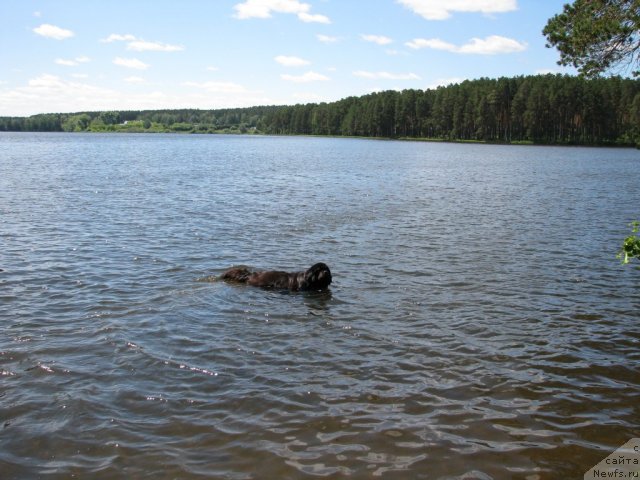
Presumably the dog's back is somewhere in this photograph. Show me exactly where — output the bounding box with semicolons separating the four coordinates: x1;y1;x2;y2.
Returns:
247;271;293;290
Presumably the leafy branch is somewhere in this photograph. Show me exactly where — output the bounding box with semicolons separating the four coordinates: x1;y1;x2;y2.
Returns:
618;221;640;264
543;0;640;78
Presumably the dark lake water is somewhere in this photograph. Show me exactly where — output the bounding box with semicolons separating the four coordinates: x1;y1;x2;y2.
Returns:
1;132;639;479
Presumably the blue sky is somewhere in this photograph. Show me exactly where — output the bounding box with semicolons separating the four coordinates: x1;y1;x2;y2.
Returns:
0;0;574;116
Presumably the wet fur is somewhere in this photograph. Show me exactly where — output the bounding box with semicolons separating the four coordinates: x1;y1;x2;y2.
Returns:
221;263;332;291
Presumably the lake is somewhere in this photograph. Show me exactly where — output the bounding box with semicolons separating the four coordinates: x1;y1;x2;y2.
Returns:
1;132;638;479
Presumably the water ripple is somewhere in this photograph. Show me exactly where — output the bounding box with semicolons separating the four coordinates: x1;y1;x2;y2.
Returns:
1;134;639;479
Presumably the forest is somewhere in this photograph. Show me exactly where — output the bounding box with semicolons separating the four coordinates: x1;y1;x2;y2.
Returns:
1;74;639;146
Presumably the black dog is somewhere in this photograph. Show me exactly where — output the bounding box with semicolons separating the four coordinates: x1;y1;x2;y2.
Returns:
221;262;332;291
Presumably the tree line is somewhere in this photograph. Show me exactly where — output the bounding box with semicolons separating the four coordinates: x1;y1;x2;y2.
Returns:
1;74;639;146
0;106;279;135
261;75;640;145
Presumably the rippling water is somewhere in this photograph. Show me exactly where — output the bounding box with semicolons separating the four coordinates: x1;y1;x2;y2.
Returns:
1;133;639;479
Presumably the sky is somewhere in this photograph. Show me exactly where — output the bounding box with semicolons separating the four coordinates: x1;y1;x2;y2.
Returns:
0;0;576;116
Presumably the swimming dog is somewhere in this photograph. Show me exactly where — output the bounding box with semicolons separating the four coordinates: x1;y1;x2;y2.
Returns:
221;262;332;291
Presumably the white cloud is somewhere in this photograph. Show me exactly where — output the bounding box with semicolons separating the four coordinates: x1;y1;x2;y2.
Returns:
27;74;66;88
33;24;74;40
426;77;466;89
0;74;273;116
298;12;330;23
397;0;517;20
535;68;561;75
101;33;137;43
0;74;121;114
124;76;146;84
33;11;42;18
458;35;526;54
233;0;330;23
385;49;408;56
71;73;89;79
0;74;282;116
101;34;183;52
361;34;393;45
55;56;91;67
181;82;274;107
113;57;150;70
406;38;457;51
317;34;339;44
281;71;330;83
183;81;251;94
353;71;420;80
275;55;310;67
127;40;184;52
406;35;526;54
55;59;78;67
206;66;220;72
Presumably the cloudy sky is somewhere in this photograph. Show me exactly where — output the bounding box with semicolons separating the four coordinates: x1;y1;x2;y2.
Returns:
0;0;574;116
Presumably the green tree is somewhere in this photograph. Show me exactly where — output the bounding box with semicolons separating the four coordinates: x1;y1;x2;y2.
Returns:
543;0;640;77
98;111;120;125
618;221;640;264
631;92;640;145
62;113;91;132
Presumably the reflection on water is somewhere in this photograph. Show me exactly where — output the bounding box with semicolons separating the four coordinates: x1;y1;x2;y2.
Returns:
1;133;639;479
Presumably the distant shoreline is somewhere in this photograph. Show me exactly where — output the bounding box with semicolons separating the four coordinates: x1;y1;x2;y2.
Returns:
3;129;638;149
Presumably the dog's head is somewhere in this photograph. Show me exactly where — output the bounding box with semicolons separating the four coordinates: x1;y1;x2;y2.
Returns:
300;262;332;291
221;267;251;283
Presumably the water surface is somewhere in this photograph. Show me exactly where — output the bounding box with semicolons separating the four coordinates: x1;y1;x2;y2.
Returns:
1;133;639;479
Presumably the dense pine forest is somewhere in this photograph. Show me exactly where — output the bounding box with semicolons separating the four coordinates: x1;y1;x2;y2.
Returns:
2;74;639;146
